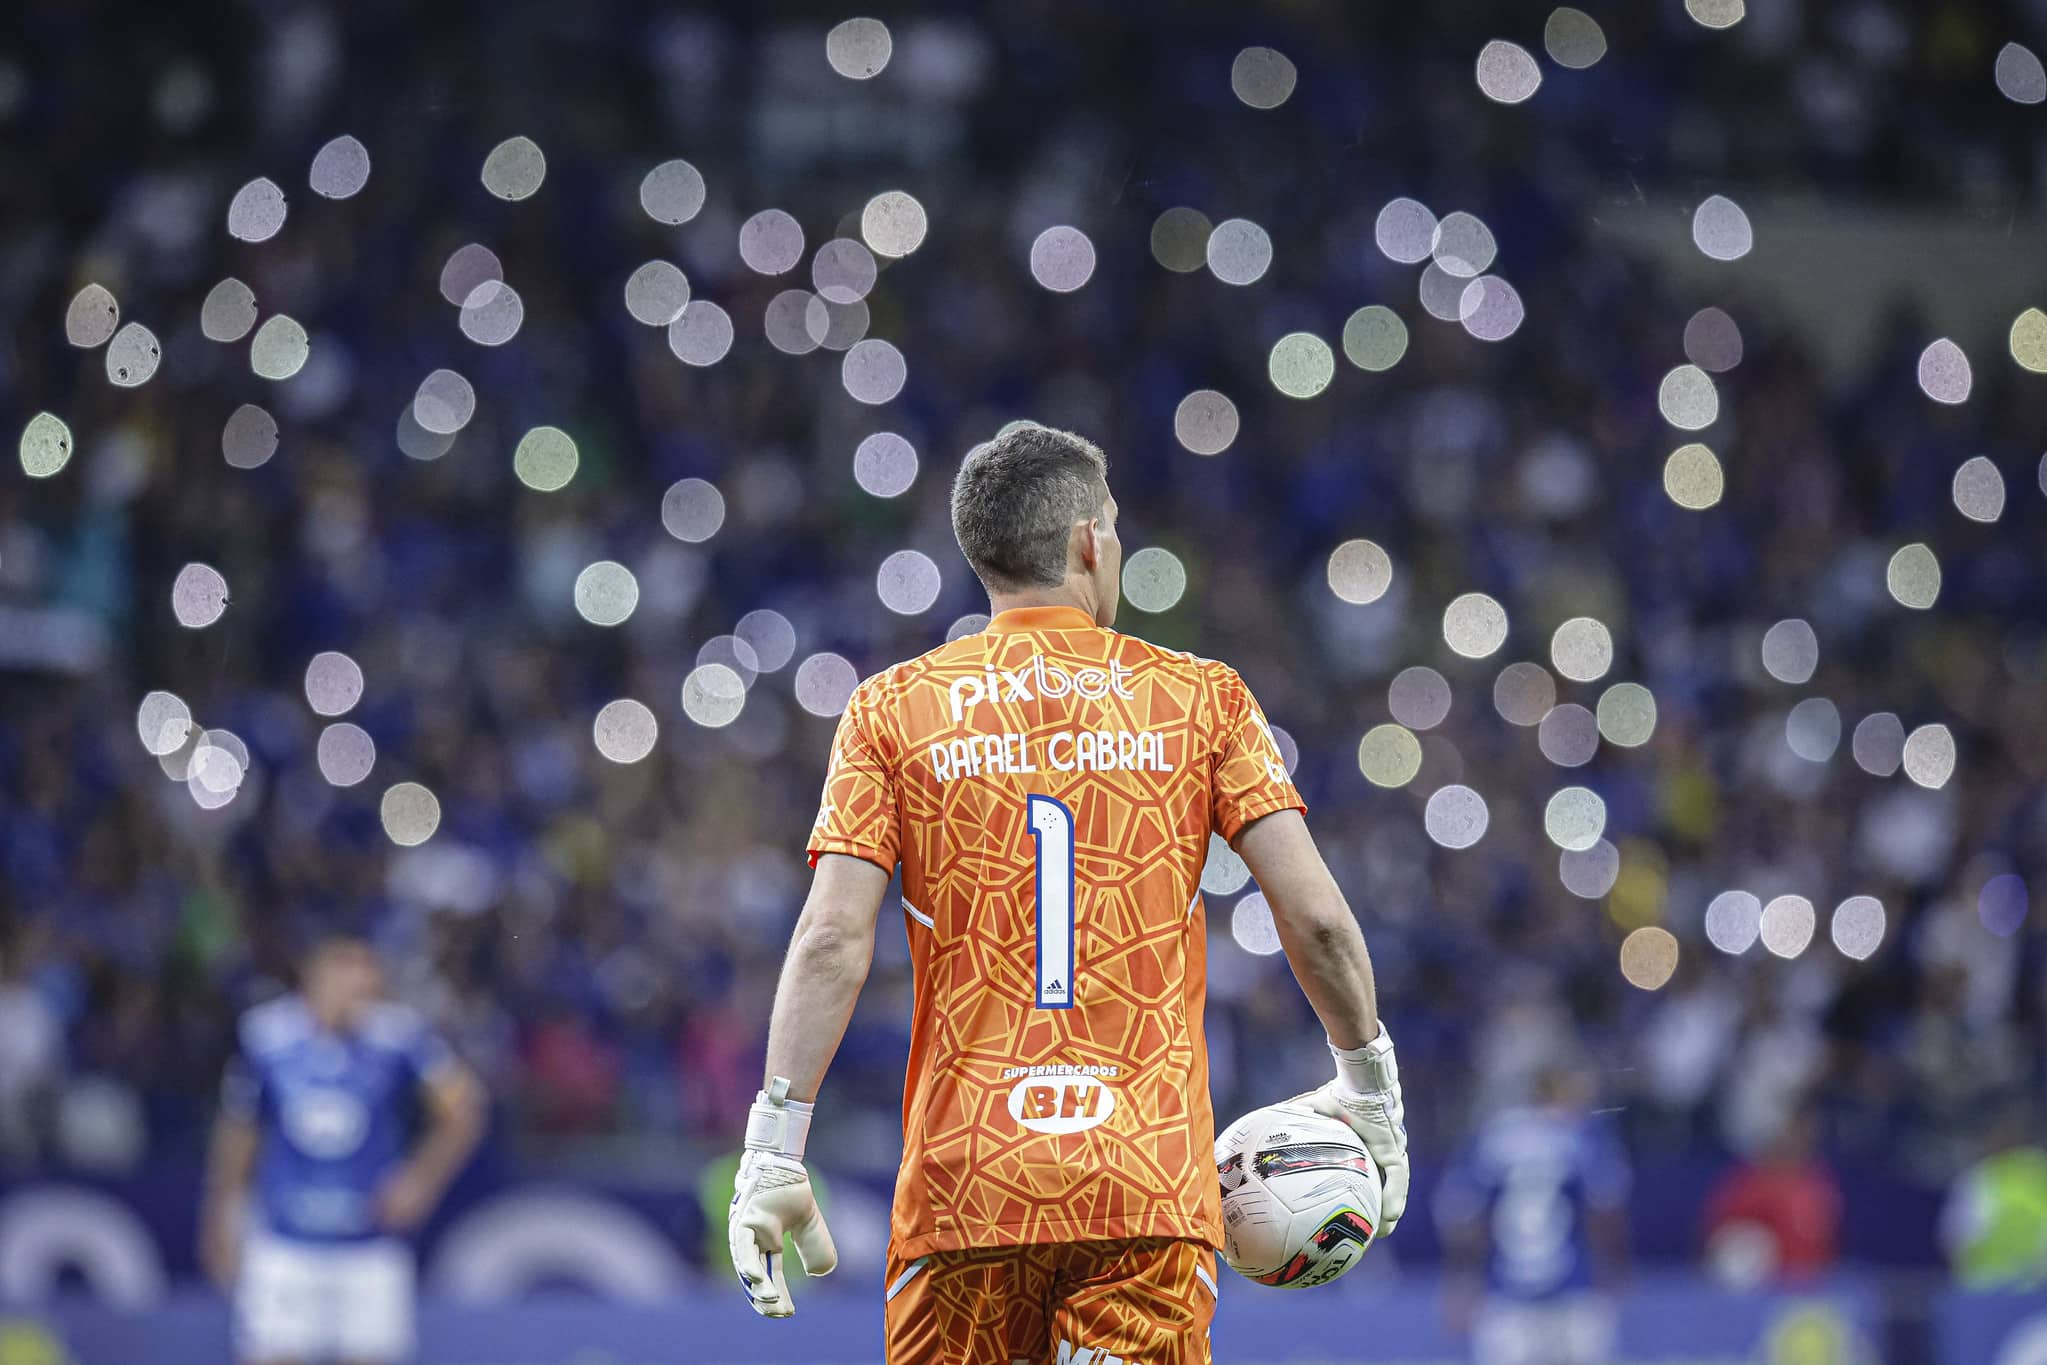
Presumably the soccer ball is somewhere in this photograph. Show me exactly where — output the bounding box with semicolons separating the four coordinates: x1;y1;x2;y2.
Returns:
1214;1100;1381;1288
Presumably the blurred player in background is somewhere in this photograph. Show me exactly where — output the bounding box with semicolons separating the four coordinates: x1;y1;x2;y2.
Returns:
727;425;1410;1363
200;936;485;1365
1436;1063;1631;1365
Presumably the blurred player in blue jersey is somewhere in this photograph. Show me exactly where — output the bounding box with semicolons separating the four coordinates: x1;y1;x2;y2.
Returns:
199;936;484;1365
1436;1064;1631;1365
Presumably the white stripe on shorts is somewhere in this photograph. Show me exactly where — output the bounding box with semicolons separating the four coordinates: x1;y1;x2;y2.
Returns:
1193;1263;1218;1299
904;899;935;929
885;1256;931;1302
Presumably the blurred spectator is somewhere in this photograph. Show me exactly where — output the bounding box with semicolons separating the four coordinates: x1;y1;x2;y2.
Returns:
1702;1103;1842;1287
0;938;62;1164
1938;1100;2047;1290
1437;1065;1630;1365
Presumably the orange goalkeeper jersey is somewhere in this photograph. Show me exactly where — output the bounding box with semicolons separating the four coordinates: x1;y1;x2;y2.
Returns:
806;604;1306;1259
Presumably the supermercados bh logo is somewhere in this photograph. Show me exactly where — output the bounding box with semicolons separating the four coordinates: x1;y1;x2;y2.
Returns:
948;657;1136;722
1003;1064;1120;1134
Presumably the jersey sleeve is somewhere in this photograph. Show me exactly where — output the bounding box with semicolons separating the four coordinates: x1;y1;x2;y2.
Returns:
404;1020;457;1086
1210;666;1307;842
805;679;901;873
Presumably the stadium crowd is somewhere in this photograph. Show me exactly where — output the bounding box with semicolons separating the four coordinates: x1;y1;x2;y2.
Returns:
1;0;2043;1281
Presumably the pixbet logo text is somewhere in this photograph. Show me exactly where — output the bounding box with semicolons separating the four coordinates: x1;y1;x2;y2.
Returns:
948;656;1137;723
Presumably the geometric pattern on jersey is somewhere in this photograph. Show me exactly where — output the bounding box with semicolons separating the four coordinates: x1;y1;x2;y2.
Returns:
882;1235;1218;1365
809;605;1304;1260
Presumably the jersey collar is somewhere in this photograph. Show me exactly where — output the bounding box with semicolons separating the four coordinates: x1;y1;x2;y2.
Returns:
986;605;1100;634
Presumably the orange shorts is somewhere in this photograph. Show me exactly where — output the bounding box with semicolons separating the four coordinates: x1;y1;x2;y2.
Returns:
882;1237;1217;1365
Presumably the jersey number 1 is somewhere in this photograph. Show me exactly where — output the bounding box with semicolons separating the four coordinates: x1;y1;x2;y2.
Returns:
1028;795;1075;1009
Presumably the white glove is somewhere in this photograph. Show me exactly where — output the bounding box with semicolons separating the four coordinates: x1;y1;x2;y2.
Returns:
1302;1030;1410;1236
728;1078;837;1318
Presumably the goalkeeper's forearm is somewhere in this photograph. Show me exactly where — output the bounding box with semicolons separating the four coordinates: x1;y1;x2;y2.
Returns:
1272;894;1381;1051
762;893;878;1102
1235;810;1381;1049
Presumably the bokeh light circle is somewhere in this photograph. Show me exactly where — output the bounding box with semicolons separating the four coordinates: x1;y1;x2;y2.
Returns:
1493;662;1556;727
794;653;859;716
1230;47;1297;109
481;136;546;200
1830;896;1885;961
248;316;308;382
1343;306;1409;371
1544;8;1608;68
1785;698;1842;762
1619;927;1679;990
304;651;365;717
317;724;375;787
861;191;928;258
1443;593;1508;659
624;261;690;326
1174;391;1239;455
1231;893;1282;956
1207;219;1273;287
1123;547;1187;613
1760;619;1818;684
1663;444;1725;509
854;432;918;497
669;301;735;366
1596;682;1658;747
514;427;579;492
1539;702;1599;767
662;478;725;542
1357;725;1422;788
172;563;229;628
380;782;442;846
1901;724;1955;789
1559;840;1620;899
1029;227;1095;292
1917;339;1972;404
106;323;162;387
1691;195;1753;260
19;413;74;478
594;699;660;763
826;18;892;79
1658;365;1720;429
1388;666;1452;731
227;177;287;241
202;278;259;342
1475;40;1542;104
1424;785;1490;849
681;664;747;728
640;160;706;225
1376;198;1437;265
573;561;640;626
1760;895;1816;958
65;284;119;348
843;338;907;404
1550;617;1613;683
1952;456;2005;522
1150;208;1212;273
1851;712;1905;777
740;210;806;276
1269;332;1335;398
1705;891;1763;955
1327;540;1393;605
309;135;371;199
876;549;942;614
1885;543;1941;609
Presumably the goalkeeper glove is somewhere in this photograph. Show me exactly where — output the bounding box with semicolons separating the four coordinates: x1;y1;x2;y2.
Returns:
728;1077;838;1318
1301;1029;1410;1236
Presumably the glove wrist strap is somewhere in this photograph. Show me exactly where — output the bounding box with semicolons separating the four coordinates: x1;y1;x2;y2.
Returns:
1329;1028;1396;1094
745;1076;814;1158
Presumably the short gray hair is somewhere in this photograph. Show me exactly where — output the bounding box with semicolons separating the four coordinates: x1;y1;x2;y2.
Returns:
950;425;1109;590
